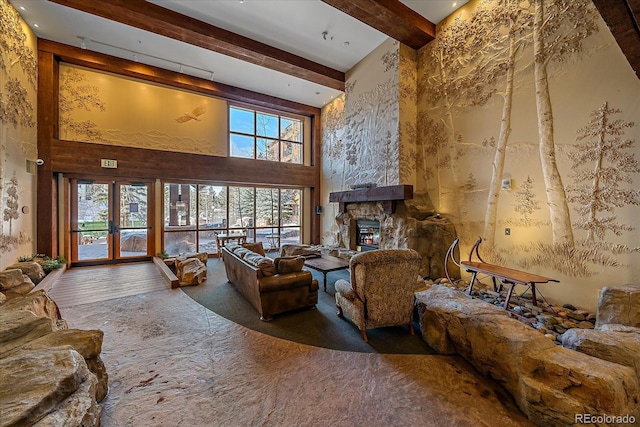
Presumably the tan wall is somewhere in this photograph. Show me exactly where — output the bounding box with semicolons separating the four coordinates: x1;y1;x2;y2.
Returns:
0;2;37;268
59;64;229;157
321;0;640;311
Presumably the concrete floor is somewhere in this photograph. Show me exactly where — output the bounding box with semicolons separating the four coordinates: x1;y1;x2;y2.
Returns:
58;264;534;427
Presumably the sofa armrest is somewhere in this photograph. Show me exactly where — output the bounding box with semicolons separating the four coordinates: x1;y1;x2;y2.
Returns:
259;271;314;293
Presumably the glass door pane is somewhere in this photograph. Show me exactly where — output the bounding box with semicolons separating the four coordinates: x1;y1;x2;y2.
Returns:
117;183;149;259
73;181;111;262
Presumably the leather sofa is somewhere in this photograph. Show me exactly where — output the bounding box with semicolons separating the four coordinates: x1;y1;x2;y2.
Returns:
222;243;319;321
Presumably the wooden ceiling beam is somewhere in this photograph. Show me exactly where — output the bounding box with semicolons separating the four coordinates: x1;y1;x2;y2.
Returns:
48;0;345;91
320;0;435;49
592;0;640;78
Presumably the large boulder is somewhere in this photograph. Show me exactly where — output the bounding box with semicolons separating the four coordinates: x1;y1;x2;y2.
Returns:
0;292;106;424
120;232;147;252
0;269;35;299
562;326;640;377
595;284;640;328
5;262;46;285
176;257;207;286
417;285;640;426
0;347;100;427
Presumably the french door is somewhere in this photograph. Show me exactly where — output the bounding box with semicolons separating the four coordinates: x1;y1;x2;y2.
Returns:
70;178;154;266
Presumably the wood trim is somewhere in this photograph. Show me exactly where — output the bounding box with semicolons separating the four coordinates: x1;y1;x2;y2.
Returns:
592;0;640;78
36;49;57;256
153;257;179;289
38;40;321;117
320;0;435;49
48;0;345;91
51;140;319;188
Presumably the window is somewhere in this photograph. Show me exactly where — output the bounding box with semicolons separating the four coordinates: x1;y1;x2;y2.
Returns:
163;183;301;256
229;106;303;164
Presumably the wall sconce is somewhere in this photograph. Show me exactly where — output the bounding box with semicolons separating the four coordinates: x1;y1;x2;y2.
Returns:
501;173;512;190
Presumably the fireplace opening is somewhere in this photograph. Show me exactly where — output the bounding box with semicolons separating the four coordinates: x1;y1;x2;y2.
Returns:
356;220;380;252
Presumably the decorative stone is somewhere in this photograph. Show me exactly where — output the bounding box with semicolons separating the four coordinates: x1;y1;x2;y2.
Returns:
566;311;585;321
5;262;46;284
562;303;577;310
562;328;640;376
596;284;640;328
0;347;99;426
0;268;30;291
0;292;5;306
418;285;640;426
0;310;56;355
2;290;63;325
2;282;35;299
175;257;207;286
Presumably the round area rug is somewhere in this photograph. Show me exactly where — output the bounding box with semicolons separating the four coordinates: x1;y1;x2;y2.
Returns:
181;259;435;354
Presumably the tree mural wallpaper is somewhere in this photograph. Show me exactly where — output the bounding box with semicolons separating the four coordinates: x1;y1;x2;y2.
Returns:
315;0;638;309
0;0;36;255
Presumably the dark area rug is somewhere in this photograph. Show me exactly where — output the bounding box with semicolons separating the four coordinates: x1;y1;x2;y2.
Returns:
181;258;435;354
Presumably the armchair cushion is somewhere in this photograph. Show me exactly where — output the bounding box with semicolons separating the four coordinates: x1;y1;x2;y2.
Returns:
233;247;253;258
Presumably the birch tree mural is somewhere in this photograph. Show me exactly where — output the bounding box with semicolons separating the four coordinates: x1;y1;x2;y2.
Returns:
478;0;533;245
567;102;639;242
532;0;598;246
0;0;36;253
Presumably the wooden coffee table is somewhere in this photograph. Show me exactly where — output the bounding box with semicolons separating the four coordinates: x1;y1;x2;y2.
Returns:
304;255;350;292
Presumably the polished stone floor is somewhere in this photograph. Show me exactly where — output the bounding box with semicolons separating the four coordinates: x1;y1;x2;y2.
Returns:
58;264;534;427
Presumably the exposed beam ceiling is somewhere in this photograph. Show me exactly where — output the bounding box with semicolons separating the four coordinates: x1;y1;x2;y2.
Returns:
592;0;640;78
48;0;346;91
321;0;435;49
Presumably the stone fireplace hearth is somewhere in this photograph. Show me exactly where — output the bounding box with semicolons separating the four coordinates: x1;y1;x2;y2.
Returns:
330;186;459;279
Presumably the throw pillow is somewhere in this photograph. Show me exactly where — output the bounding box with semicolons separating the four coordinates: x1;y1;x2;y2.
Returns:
242;242;265;256
274;256;305;274
244;253;277;276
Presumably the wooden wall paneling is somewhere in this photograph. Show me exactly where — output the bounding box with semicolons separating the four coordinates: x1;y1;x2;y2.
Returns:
36;49;57;256
48;0;345;91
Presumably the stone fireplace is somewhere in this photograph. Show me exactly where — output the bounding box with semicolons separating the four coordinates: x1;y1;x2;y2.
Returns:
330;185;459;279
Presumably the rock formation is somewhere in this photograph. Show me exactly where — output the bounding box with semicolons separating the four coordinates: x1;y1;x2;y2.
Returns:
0;290;107;426
416;285;640;426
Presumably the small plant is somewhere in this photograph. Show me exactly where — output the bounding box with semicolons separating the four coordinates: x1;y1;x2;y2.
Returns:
18;253;67;274
156;250;169;260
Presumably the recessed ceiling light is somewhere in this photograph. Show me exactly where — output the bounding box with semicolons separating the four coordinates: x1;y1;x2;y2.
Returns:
344;41;350;47
315;91;320;95
33;23;39;28
19;6;26;11
452;2;458;7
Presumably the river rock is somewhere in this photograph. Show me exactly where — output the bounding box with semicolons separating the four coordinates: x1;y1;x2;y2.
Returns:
596;284;640;328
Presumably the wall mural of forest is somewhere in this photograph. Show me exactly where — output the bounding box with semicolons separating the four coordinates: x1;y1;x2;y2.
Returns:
322;0;640;311
59;64;228;157
0;0;36;269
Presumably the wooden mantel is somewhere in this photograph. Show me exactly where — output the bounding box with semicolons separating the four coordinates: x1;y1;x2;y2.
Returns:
329;184;413;214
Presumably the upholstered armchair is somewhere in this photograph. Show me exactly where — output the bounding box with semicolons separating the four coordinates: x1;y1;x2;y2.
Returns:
335;249;423;342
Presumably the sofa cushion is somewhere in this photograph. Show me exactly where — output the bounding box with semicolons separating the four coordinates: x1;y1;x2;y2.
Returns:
244;253;277;277
233;247;253;259
274;256;305;274
242;242;265;256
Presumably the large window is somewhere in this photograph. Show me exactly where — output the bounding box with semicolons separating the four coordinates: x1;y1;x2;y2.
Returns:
163;183;301;256
229;106;303;164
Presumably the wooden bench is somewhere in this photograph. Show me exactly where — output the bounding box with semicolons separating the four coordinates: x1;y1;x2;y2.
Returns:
445;237;559;309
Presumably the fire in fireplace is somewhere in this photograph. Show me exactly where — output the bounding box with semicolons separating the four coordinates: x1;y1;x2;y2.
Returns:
356;220;380;252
